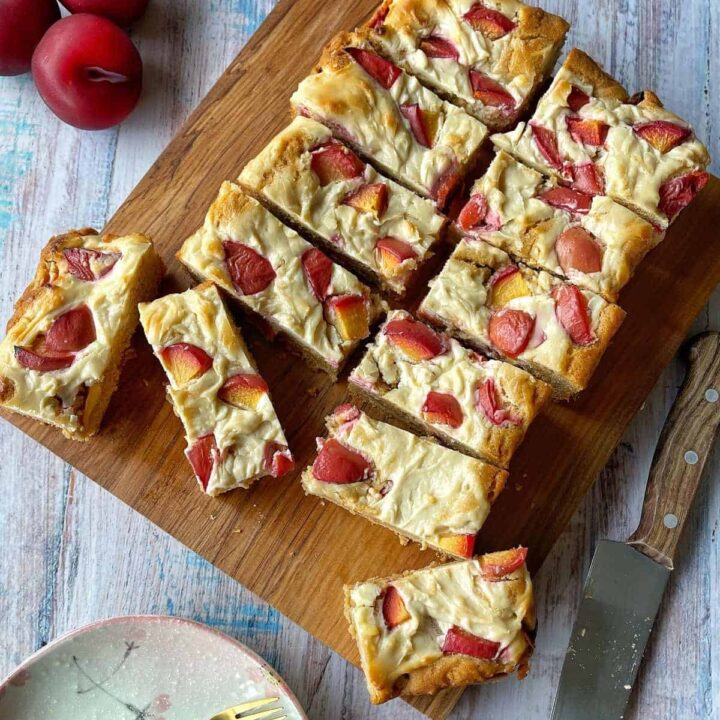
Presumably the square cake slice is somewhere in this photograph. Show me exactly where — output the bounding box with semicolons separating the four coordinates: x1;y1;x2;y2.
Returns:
0;228;163;440
139;282;294;496
456;150;663;301
419;239;625;398
345;550;535;703
239;116;446;296
367;0;569;131
492;49;710;228
302;403;506;558
176;183;385;377
291;29;487;208
349;310;550;467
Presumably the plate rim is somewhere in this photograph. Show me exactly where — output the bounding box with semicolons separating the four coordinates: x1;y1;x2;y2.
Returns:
0;614;308;719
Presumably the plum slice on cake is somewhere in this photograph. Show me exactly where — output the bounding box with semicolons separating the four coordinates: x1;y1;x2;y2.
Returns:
456;150;664;301
239;116;446;296
176;182;385;377
367;0;569;131
0;228;163;440
291;29;487;208
345;549;535;703
139;282;294;496
349;309;551;467
492;48;711;229
301;403;507;556
419;239;625;398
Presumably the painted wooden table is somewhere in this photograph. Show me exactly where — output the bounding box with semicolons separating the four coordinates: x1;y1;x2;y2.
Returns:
0;2;718;718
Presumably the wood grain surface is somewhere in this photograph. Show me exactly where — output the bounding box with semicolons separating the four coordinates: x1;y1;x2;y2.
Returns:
629;333;720;568
1;2;719;719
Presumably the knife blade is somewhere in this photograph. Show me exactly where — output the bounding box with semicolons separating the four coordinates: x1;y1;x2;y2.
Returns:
551;332;720;720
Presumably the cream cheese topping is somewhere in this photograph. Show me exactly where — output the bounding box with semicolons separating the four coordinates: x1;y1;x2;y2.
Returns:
302;408;502;546
0;232;154;433
177;183;382;370
371;0;566;127
238;117;445;294
464;151;662;300
350;309;549;466
420;239;609;373
139;283;289;496
291;36;487;200
348;557;532;689
492;56;710;227
601;102;710;224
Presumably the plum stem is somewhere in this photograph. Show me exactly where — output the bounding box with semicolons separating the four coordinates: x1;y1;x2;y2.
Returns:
85;66;129;83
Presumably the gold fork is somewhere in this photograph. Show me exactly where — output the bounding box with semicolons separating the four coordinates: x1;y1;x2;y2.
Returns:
208;697;287;720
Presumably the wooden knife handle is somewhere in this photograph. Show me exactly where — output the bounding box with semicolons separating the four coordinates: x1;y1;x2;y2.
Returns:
628;332;720;569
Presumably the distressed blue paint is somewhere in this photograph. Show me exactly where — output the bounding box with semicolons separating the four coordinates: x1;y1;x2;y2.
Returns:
89;131;120;231
195;602;283;670
0;93;37;255
197;603;282;636
36;464;73;648
183;550;214;569
156;553;166;582
208;0;275;33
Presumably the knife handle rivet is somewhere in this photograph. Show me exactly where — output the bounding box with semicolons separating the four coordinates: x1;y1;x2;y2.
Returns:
705;388;719;402
684;450;699;465
663;513;679;529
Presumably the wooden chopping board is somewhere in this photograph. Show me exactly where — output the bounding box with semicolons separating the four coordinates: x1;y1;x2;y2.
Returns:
3;0;720;717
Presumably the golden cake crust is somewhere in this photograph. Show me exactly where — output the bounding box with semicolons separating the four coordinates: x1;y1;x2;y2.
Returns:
394;636;533;698
561;301;626;394
562;47;628;103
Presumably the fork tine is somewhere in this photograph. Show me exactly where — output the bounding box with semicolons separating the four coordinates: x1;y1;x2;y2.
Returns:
229;698;279;714
240;707;286;720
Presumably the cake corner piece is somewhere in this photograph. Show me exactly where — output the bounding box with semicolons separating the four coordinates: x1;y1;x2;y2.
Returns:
345;550;535;703
0;227;164;440
490;47;710;229
366;0;570;132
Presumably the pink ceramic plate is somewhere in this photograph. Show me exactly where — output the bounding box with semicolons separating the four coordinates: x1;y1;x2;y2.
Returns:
0;615;307;720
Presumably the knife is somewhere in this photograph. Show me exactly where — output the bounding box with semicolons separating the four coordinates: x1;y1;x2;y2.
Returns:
551;332;720;720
